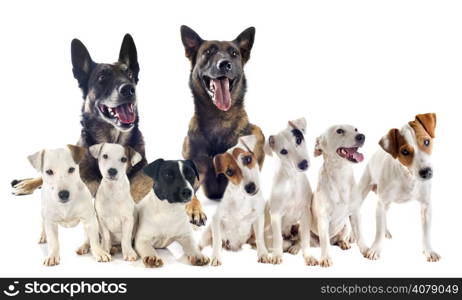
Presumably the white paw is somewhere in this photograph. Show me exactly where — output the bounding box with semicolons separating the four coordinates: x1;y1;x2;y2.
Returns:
287;245;300;255
143;256;164;268
43;256;60;267
319;256;333;268
304;255;318;266
270;254;283;265
365;246;381;260
210;257;222;266
257;253;270;264
424;250;441;262
92;248;111;262
385;230;392;239
38;234;47;244
188;254;210;266
123;250;138;262
75;244;90;255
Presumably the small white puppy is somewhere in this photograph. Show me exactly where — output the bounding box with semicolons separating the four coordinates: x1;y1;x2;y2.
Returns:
360;113;440;262
89;143;142;261
135;158;209;267
200;135;269;266
312;125;368;267
29;145;111;266
264;118;316;265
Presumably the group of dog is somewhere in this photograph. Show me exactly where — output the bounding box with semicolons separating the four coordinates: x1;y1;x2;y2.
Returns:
11;26;440;268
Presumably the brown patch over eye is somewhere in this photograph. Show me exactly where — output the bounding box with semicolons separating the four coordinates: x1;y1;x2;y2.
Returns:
409;121;433;154
232;148;257;169
379;128;415;167
213;153;242;185
398;145;414;166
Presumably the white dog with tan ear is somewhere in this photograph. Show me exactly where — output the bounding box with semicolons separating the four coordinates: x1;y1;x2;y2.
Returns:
312;125;369;267
88;143;142;262
29;145;111;266
360;113;440;262
263;117;317;266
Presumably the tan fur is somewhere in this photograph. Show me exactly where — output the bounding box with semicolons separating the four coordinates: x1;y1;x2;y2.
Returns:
415;113;436;138
379;128;414;167
213;153;243;185
250;125;265;169
67;145;86;164
409;120;434;154
232;148;257;169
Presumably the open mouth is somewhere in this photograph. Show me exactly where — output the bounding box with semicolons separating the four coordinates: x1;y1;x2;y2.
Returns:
98;103;136;128
202;76;235;111
336;147;364;163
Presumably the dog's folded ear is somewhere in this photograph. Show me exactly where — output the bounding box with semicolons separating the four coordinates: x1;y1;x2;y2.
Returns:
233;27;255;64
379;128;401;158
28;150;45;172
119;34;140;83
181;25;203;62
314;135;325;157
238;135;257;153
143;159;164;180
184;160;200;181
264;136;275;156
71;39;95;98
213;154;226;175
126;146;142;166
414;113;436;138
288;117;307;133
67;145;86;164
89;143;105;160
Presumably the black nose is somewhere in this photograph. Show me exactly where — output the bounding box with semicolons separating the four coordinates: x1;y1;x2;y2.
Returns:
419;167;433;180
108;168;118;177
245;182;256;195
218;60;232;73
355;134;365;143
298;160;309;171
58;190;70;202
119;84;136;98
180;188;192;200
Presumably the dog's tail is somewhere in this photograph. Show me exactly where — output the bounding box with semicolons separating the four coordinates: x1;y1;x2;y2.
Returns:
11;177;43;196
358;165;374;204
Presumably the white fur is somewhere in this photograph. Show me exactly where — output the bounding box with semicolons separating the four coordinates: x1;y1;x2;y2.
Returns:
360;123;440;262
311;125;368;267
30;147;111;266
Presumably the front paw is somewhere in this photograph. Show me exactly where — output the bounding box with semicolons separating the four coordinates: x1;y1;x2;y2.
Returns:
337;240;351;250
75;244;90;255
319;256;333;268
188;254;210;266
38;234;47;244
424;250;441;262
43;256;60;267
143;256;164;268
257;253;270;264
123;250;138;262
304;255;318;266
365;246;381;260
186;202;207;226
92;248;111;262
210;257;222;266
270;254;283;265
286;244;300;255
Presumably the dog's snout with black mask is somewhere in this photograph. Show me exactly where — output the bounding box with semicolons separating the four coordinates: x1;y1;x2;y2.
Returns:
143;159;199;204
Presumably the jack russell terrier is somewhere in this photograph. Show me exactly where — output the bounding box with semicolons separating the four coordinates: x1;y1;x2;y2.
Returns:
89;143;142;261
360;113;440;262
29;145;111;266
263;118;317;265
200;135;269;266
312;125;368;267
135;159;209;267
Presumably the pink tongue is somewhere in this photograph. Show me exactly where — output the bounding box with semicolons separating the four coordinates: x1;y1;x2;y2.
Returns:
212;78;231;111
345;148;364;162
114;104;136;124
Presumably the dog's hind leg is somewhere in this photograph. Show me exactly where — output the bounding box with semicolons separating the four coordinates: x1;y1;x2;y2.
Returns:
11;177;43;196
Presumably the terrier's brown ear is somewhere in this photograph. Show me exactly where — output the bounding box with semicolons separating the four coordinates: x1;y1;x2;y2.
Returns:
213;154;226;175
379;128;401;158
67;144;86;164
314;135;325;157
415;113;436;138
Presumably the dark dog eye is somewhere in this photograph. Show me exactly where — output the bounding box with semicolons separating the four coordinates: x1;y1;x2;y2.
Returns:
163;170;174;180
296;138;302;145
98;75;106;82
355;128;358;132
103;154;108;159
226;169;234;176
121;157;128;163
336;129;344;134
205;49;211;56
127;71;133;80
424;139;430;146
68;167;75;174
243;156;252;165
46;169;54;176
280;149;288;155
231;49;238;57
401;149;410;156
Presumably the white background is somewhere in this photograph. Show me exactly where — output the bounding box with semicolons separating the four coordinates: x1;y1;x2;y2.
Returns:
1;0;461;277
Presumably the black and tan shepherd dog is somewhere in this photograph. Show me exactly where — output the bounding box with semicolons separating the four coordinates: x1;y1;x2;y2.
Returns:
11;34;206;225
180;25;265;201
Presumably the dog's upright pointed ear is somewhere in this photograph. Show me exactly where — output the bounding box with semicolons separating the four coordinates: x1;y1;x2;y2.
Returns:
233;27;255;64
264;135;275;156
28;150;45;172
126;146;142;166
71;39;95;98
184;160;200;181
415;113;436;138
181;25;203;62
379;128;401;158
119;33;140;83
314;135;325;157
289;117;307;133
89;143;104;160
67;145;86;164
143;159;164;180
